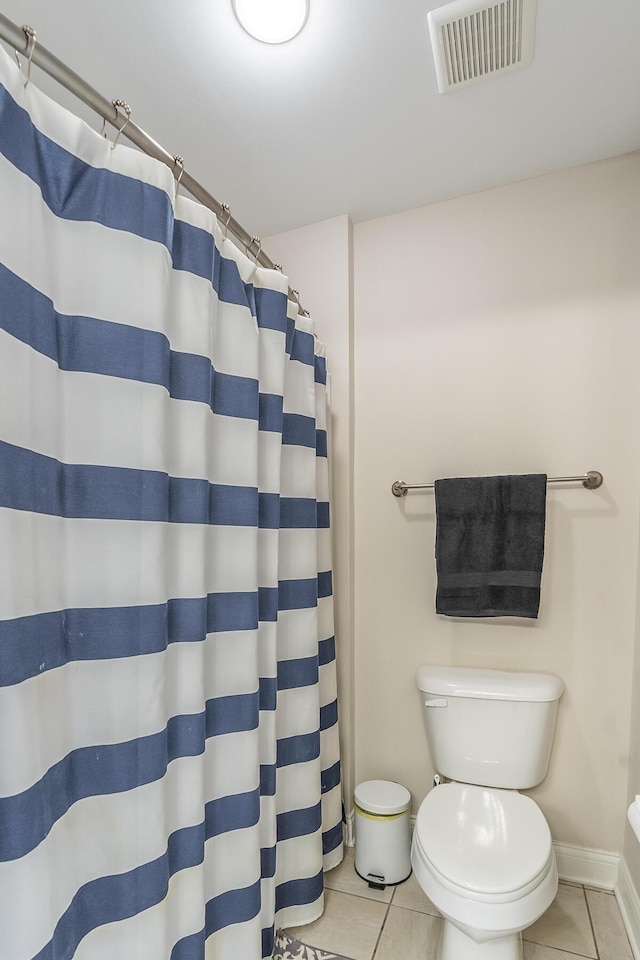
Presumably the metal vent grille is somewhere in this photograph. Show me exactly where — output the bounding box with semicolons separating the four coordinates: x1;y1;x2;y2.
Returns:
428;0;537;93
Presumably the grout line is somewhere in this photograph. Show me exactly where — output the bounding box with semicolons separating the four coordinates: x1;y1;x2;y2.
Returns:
370;897;393;960
383;900;441;919
521;937;600;960
585;884;636;960
521;882;601;960
522;949;600;960
583;883;601;960
323;885;393;907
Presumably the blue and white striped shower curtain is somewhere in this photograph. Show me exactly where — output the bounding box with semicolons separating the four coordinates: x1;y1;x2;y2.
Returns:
0;44;342;960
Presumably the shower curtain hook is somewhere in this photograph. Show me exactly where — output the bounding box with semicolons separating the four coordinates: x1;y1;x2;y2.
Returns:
21;25;37;88
249;237;262;264
172;155;185;194
110;99;132;150
220;203;232;238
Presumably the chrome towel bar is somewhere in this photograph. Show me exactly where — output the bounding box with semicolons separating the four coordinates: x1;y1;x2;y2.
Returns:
391;471;604;498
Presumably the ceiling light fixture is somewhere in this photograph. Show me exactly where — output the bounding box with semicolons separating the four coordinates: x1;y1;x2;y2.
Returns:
232;0;309;44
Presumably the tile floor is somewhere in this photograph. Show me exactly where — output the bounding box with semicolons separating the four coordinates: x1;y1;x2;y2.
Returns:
285;848;635;960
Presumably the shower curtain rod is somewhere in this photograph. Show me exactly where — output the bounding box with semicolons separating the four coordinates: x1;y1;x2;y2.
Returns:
0;15;309;315
391;471;604;497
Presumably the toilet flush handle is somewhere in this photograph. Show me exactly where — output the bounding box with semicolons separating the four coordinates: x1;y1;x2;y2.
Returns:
424;698;448;707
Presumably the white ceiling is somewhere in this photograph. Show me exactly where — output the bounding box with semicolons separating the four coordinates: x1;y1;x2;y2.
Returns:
1;0;640;237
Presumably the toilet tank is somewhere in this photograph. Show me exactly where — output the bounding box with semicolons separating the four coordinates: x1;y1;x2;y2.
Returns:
416;665;564;790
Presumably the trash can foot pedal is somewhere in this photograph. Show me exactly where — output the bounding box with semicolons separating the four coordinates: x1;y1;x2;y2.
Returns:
367;874;386;890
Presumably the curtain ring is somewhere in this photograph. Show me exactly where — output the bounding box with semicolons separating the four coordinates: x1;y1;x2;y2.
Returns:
111;99;132;150
249;237;262;264
273;263;283;272
220;203;232;238
173;155;185;191
21;25;36;88
291;289;300;302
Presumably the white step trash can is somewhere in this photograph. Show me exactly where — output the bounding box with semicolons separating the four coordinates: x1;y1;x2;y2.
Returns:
354;780;411;889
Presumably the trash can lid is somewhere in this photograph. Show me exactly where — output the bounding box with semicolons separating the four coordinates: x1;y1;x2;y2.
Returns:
354;780;411;816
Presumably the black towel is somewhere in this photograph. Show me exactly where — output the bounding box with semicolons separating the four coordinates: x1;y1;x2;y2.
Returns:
434;474;547;618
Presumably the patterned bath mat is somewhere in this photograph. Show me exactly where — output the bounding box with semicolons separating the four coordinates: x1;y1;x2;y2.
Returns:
273;929;355;960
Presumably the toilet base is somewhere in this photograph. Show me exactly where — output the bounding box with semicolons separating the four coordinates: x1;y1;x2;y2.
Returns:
440;919;522;960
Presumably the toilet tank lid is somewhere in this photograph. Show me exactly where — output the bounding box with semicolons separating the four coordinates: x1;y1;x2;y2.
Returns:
416;665;564;702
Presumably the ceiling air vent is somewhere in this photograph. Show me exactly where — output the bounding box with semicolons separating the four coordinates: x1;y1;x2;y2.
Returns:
428;0;537;93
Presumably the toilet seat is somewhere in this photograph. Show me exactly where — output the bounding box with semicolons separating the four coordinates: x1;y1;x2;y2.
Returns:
414;782;553;903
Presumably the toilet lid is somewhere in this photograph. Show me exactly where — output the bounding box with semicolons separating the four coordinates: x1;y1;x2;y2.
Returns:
415;782;552;897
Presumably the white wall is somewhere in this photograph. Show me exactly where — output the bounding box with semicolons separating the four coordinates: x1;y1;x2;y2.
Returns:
265;153;640;856
353;153;640;852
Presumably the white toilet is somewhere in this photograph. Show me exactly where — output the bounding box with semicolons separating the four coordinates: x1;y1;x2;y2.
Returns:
411;665;564;960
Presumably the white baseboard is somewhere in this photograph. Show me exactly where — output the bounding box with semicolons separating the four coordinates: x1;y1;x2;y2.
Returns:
345;808;354;846
615;857;640;960
552;840;619;889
